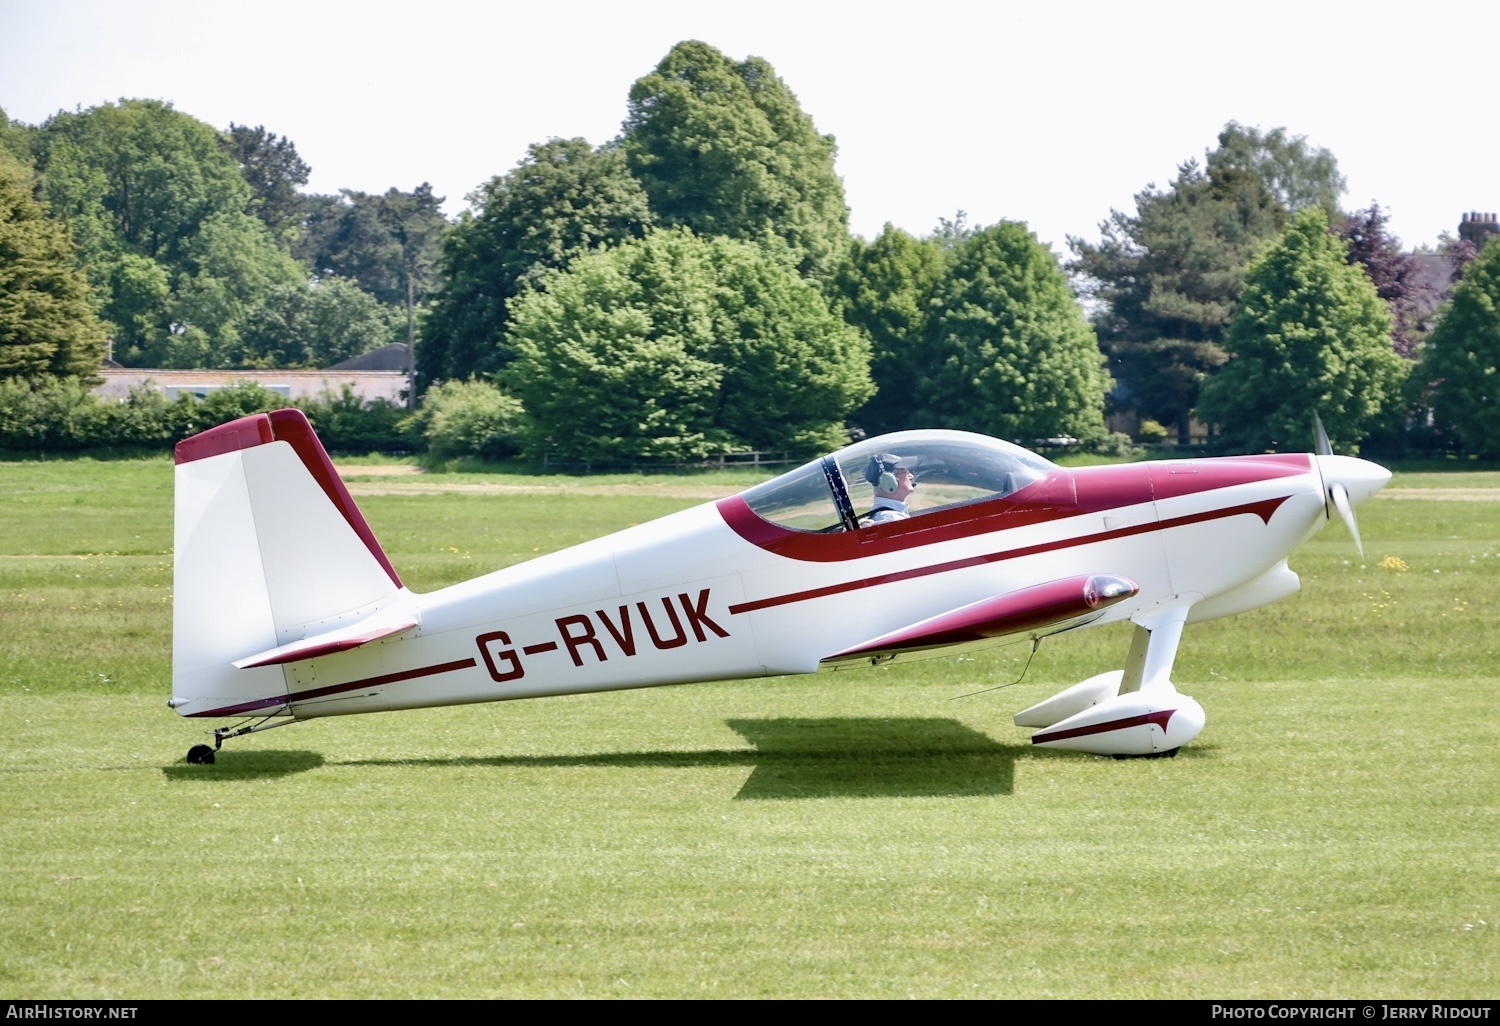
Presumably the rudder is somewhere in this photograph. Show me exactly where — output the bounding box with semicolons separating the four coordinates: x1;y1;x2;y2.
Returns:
170;409;406;718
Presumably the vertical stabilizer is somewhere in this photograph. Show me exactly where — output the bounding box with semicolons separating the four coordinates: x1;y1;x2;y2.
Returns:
171;409;405;718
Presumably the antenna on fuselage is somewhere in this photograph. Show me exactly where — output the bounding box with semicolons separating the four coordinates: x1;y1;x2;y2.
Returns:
949;638;1042;701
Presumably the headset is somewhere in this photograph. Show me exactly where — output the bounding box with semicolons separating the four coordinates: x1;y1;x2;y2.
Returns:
866;454;906;493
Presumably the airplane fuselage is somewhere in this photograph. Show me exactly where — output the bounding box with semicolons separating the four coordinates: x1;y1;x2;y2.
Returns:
175;446;1365;723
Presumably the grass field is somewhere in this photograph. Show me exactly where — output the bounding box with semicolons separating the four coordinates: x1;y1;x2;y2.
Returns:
0;456;1495;998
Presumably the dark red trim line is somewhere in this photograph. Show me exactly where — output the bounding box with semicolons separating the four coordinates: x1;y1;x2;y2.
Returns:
826;574;1137;660
719;459;1308;564
728;496;1289;615
174;413;274;464
235;619;419;668
264;409;403;589
1031;708;1175;744
190;657;477;718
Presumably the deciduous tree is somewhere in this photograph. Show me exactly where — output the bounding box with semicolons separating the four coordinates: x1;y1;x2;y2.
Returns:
921;221;1110;444
507;228;871;461
1334;203;1433;358
420;138;653;384
833;225;947;434
0;107;34;165
146;210;305;367
1419;237;1500;457
1196;208;1404;454
623;41;849;281
239;276;399;368
37;99;250;268
1207;122;1346;217
28;99;319;366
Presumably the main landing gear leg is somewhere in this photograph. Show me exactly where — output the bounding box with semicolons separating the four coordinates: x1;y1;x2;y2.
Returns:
1112;606;1191;760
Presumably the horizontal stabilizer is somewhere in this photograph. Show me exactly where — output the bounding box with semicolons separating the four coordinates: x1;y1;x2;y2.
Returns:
233;617;419;669
822;574;1137;666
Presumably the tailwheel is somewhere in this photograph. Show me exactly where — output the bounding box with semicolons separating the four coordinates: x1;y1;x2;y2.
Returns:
186;744;216;765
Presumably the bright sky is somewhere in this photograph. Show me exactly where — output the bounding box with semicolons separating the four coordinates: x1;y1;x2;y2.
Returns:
1;0;1493;255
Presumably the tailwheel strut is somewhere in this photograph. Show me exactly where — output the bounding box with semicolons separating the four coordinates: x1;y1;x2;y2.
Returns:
184;713;298;765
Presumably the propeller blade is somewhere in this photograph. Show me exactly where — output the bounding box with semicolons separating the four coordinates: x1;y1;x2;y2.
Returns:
1329;480;1364;560
1312;411;1333;457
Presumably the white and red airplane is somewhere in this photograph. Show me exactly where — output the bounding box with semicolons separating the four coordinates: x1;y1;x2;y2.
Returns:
170;409;1389;763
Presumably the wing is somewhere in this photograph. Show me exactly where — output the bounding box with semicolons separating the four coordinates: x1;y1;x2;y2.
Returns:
820;574;1137;667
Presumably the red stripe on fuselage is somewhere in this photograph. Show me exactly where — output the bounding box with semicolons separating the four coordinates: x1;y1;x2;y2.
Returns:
717;458;1308;564
191;657;477;718
726;496;1290;615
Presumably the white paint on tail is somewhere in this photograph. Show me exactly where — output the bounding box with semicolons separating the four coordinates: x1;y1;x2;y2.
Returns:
170;410;411;718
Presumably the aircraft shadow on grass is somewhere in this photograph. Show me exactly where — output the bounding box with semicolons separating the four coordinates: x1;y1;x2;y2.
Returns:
335;717;1111;800
160;719;1205;795
161;749;325;781
727;717;1022;799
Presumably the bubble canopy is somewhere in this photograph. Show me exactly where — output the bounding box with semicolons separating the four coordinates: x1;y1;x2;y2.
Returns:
740;430;1059;534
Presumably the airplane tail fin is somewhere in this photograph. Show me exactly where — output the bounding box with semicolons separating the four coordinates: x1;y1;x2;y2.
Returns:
170;409;408;718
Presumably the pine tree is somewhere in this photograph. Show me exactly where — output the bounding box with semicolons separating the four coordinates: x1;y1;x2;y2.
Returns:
0;153;106;378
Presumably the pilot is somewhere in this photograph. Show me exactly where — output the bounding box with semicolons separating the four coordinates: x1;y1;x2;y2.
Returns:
862;453;918;524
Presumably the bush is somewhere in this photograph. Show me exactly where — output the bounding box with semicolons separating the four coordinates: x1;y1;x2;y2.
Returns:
416;379;528;461
0;376;109;450
1136;419;1169;443
1090;431;1137;458
0;376;417;455
297;386;416;454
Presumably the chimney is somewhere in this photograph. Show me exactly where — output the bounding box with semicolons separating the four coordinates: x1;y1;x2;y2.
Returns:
1458;210;1500;248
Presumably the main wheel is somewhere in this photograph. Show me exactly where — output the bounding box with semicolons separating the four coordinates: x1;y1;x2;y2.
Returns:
186;744;216;765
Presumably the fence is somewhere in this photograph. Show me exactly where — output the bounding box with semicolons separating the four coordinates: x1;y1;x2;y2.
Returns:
538;450;804;474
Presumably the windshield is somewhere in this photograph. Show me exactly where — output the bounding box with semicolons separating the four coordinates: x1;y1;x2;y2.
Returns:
740;430;1058;533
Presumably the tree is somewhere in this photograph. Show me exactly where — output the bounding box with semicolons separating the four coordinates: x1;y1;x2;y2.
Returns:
415;379;528;461
1419;237;1500;457
507;228;872;461
28;99;314;366
920;221;1110;444
222;123;312;243
622;41;849;281
1334;204;1434;358
377;184;448;406
36;99;251;268
1196;208;1404;454
0;107;34;165
833;224;947;434
1207;121;1346;216
1070;161;1287;442
296;185;445;307
0;152;107;378
146;209;305;367
239;276;399;368
419;138;653;384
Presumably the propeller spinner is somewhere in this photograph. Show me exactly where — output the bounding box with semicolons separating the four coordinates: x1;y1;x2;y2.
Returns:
1312;413;1390;559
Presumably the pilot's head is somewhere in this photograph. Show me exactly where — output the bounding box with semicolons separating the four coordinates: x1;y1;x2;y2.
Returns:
865;454;917;499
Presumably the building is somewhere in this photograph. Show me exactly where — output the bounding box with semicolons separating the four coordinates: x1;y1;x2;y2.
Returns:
91;345;412;405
